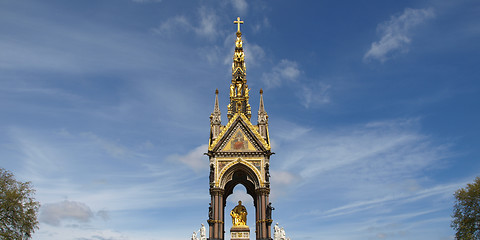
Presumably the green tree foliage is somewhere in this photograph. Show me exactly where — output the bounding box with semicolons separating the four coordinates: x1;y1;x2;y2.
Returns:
452;177;480;240
0;168;40;240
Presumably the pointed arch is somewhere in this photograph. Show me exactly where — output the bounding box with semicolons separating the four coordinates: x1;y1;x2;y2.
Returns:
219;159;261;201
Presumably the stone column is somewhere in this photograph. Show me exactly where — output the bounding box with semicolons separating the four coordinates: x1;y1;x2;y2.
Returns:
255;196;260;240
265;195;273;240
209;187;225;240
255;187;270;240
219;192;224;239
255;193;261;239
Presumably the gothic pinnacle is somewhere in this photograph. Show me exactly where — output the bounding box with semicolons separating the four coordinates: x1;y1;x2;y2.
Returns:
259;89;265;112
213;89;220;115
258;88;268;139
228;17;251;120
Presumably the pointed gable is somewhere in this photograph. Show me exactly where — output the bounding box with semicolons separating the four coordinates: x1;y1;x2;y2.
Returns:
209;113;270;152
220;126;257;152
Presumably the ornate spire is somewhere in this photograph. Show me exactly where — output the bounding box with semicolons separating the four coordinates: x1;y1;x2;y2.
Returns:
257;89;269;140
258;89;266;117
210;89;221;140
228;17;251;120
213;89;220;118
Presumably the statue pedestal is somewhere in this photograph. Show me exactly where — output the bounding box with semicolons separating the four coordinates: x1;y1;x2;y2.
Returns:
230;225;250;240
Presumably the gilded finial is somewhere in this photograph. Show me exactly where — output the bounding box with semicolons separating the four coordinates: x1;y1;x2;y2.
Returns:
215;89;219;94
260;88;263;94
234;17;244;32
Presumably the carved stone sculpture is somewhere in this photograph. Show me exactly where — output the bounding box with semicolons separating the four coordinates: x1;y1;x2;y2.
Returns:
208;203;213;220
280;227;286;239
274;223;280;240
267;202;274;220
209;164;214;183
199;224;206;240
265;163;270;182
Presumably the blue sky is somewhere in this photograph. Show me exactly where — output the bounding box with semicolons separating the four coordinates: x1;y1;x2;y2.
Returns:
1;0;479;239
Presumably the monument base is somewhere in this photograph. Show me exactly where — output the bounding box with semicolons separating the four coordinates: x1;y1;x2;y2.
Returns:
230;225;250;240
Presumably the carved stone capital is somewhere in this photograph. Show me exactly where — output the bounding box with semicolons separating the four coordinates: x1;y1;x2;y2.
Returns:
255;187;270;195
210;187;225;195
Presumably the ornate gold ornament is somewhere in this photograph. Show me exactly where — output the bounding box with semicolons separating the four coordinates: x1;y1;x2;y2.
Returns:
230;201;248;226
234;17;244;32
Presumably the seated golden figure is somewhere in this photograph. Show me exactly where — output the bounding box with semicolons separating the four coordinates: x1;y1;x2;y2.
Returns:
230;201;247;226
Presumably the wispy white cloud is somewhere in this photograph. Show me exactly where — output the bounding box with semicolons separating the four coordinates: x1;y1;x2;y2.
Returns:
270;170;299;200
269;117;453;215
297;82;331;108
271;120;311;142
1;127;210;240
4;127;206;209
262;59;300;88
364;8;435;62
0;9;182;75
154;7;220;40
267;117;460;240
322;182;460;218
228;188;251;204
243;42;266;67
276;118;448;182
195;7;220;39
252;17;270;33
40;200;96;226
231;0;248;15
80;132;133;159
167;144;209;171
154;15;191;35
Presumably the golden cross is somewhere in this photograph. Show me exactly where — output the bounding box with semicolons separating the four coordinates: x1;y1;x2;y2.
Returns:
234;17;244;32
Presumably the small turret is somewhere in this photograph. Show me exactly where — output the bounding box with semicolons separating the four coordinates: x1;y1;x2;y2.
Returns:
257;89;269;140
210;89;221;141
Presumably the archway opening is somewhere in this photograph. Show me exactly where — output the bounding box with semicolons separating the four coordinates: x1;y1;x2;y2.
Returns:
212;162;265;240
224;184;255;234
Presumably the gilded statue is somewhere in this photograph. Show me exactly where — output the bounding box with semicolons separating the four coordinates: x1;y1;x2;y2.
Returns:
230;84;235;97
236;37;243;48
236;82;242;97
230;201;247;226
